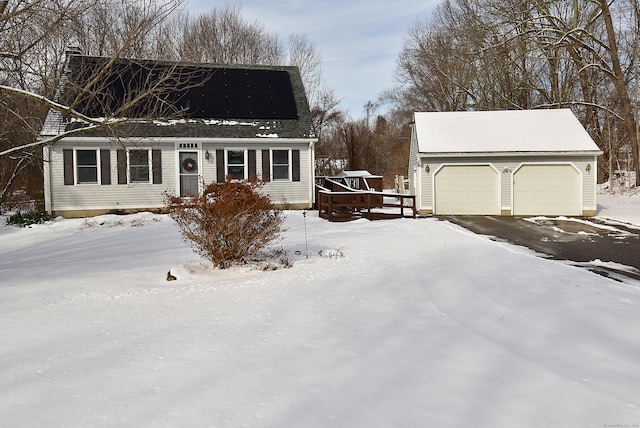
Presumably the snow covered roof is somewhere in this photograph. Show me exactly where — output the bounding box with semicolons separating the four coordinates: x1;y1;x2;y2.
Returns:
334;170;380;178
414;109;601;154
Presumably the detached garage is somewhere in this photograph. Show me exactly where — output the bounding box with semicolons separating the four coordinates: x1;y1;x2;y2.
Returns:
408;109;602;216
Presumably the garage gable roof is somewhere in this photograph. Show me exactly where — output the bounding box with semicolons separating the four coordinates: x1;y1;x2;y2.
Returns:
414;109;601;154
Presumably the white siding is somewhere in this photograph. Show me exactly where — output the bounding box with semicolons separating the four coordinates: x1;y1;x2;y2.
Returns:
420;162;434;212
408;126;419;195
48;140;175;214
200;141;313;208
48;138;315;216
261;147;313;207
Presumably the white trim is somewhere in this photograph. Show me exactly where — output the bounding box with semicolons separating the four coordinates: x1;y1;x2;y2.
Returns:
511;161;581;175
415;162;423;212
74;148;101;185
225;148;248;180
126;148;153;185
309;140;315;205
588;157;598;211
418;151;602;158
270;148;292;182
60;136;316;145
43;146;52;214
175;148;203;197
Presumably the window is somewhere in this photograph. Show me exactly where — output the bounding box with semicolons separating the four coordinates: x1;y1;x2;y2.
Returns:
129;150;150;183
227;150;246;180
272;149;290;180
76;150;98;183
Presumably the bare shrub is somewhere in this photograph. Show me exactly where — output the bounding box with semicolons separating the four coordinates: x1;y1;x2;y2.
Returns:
166;180;285;269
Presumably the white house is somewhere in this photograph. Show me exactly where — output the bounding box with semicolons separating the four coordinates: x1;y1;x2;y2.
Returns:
408;109;602;216
42;54;316;217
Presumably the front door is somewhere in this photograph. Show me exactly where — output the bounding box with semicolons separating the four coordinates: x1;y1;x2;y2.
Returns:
179;151;199;197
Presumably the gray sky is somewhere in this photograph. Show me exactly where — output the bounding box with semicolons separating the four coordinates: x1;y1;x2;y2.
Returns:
183;0;438;117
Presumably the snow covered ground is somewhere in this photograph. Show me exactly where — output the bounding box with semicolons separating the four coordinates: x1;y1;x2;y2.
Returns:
1;193;640;428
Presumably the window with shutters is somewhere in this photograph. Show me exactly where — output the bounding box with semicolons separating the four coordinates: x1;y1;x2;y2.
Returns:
272;149;290;180
76;149;99;184
129;150;150;183
226;149;246;180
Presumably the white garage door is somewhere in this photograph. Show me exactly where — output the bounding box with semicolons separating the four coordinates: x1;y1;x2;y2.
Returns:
434;165;500;215
513;164;580;216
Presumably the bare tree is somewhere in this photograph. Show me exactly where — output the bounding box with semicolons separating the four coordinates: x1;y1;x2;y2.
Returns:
177;5;284;65
1;1;334;208
172;6;331;111
392;0;640;185
1;0;92;207
287;33;323;107
169;4;335;158
0;0;186;208
319;100;411;187
598;0;640;185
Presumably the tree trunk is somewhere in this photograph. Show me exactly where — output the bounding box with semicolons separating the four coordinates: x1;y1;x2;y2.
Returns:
599;0;640;186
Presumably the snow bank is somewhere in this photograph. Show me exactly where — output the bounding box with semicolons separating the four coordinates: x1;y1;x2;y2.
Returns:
1;196;640;427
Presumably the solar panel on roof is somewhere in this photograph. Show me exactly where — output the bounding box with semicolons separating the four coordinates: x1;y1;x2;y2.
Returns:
67;57;299;120
187;68;298;119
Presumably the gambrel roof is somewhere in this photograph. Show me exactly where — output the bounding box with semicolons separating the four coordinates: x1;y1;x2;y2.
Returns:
414;109;601;155
42;55;315;140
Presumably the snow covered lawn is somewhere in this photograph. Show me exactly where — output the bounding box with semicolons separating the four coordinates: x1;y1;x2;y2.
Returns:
1;197;640;427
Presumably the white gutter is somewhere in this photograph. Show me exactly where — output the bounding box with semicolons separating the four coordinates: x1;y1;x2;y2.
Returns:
309;139;316;206
57;136;317;145
418;151;603;158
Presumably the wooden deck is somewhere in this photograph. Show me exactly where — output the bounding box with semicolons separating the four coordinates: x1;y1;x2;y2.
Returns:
316;177;416;222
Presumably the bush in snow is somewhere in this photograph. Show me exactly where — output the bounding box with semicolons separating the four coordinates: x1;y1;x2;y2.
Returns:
5;210;52;227
165;180;285;269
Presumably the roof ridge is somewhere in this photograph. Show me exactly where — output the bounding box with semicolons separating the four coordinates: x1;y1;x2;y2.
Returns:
67;54;300;72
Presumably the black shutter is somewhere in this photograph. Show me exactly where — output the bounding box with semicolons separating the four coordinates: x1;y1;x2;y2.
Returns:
100;150;111;185
117;150;127;184
248;150;256;180
63;149;74;185
216;149;225;182
152;149;162;184
262;150;271;182
292;149;300;182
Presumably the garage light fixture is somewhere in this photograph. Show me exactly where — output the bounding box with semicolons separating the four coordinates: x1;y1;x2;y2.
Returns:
586;163;591;173
424;165;430;174
204;150;210;160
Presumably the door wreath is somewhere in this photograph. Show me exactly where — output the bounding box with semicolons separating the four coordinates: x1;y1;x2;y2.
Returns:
182;158;197;172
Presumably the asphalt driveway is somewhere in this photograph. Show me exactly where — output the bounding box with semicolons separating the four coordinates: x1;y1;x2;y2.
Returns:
439;215;640;283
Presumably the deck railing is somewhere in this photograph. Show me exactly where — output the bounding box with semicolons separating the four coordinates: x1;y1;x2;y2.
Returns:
317;188;416;222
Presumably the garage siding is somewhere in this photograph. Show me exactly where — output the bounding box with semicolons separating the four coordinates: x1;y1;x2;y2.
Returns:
420;162;434;213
